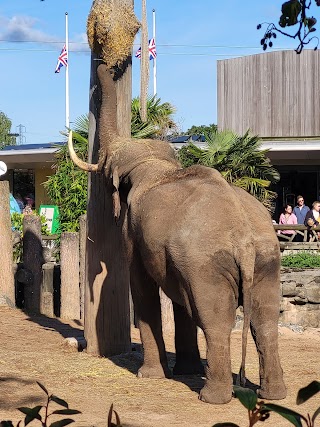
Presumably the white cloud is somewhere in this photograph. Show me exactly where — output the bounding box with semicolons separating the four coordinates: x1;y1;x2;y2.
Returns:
0;15;89;52
0;15;56;43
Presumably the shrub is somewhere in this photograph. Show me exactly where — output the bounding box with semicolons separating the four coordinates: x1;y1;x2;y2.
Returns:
281;252;320;268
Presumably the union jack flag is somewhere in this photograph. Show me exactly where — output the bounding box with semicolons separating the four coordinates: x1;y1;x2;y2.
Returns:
55;44;68;73
135;38;157;60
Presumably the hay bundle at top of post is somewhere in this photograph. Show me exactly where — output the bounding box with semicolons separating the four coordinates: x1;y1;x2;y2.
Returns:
87;0;140;68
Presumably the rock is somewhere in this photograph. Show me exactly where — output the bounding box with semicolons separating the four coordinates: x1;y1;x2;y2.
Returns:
281;281;298;297
305;285;320;303
63;337;87;352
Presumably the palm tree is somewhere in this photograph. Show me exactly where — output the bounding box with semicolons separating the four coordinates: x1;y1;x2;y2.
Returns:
178;129;280;212
131;96;176;139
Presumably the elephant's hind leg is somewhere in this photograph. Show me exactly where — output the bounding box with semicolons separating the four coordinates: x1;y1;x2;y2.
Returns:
251;268;287;400
172;302;205;376
130;256;171;379
189;272;237;404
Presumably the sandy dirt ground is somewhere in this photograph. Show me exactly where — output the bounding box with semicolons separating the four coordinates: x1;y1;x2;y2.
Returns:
0;306;319;427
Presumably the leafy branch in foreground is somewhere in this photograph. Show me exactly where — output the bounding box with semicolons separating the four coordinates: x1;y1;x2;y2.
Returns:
212;380;320;427
257;0;320;53
0;382;123;427
0;382;81;427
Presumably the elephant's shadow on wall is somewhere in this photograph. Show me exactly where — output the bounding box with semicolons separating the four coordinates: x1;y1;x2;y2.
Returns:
108;346;259;395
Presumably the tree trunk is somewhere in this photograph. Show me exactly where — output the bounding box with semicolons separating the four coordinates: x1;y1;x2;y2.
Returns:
84;0;132;356
0;181;15;307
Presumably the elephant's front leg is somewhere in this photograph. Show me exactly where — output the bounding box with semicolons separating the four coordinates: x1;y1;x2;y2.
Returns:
172;302;205;376
130;260;171;379
251;273;287;400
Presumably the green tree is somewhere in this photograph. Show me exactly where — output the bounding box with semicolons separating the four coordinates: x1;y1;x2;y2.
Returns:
186;123;217;136
258;0;320;53
0;112;16;149
43;124;88;232
178;129;280;211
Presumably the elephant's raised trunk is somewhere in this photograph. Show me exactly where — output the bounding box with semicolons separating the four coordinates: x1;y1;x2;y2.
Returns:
67;131;99;172
67;65;118;173
96;64;119;162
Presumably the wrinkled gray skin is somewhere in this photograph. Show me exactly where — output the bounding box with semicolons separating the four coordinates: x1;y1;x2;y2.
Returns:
68;64;286;404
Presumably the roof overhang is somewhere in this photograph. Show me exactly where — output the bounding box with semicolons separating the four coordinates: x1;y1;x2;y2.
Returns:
261;140;320;164
0;147;58;169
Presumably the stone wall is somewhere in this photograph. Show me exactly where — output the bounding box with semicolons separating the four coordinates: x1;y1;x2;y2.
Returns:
280;268;320;328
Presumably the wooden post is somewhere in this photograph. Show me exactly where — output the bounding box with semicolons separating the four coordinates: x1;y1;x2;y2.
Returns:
79;214;86;320
41;263;54;317
60;232;80;320
0;181;15;307
23;215;44;313
84;0;132;356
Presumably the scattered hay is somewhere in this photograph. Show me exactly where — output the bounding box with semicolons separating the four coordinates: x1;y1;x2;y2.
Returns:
87;0;140;68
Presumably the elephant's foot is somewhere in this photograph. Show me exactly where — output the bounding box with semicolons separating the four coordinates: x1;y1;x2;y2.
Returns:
137;363;172;379
173;358;205;376
257;381;287;400
199;382;232;404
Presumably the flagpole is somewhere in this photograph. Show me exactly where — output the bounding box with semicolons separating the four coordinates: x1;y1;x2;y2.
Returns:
65;12;70;129
152;8;157;96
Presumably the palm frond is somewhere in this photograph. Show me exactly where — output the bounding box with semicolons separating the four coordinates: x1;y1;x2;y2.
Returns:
179;128;280;212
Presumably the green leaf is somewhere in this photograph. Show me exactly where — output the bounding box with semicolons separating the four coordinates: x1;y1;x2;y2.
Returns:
18;406;42;426
50;396;69;408
212;424;240;427
18;406;42;417
233;386;257;410
51;410;81;415
36;381;49;395
296;381;320;404
312;406;320;423
263;403;304;427
49;419;75;427
49;418;74;427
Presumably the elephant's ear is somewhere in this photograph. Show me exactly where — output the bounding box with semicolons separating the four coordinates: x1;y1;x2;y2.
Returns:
111;165;121;224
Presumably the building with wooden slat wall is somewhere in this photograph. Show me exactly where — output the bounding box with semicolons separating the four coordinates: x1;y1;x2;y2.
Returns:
217;50;320;219
217;50;320;138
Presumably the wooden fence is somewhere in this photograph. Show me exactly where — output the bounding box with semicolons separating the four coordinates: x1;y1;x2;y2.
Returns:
2;172;319;333
275;224;320;252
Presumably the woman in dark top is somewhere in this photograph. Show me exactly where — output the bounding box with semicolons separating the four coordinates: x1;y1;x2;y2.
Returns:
304;201;320;240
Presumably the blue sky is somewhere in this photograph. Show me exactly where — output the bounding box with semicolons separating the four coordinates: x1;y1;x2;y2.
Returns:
0;0;299;144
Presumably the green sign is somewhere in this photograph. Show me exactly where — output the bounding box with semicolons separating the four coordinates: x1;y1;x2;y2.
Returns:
39;205;60;234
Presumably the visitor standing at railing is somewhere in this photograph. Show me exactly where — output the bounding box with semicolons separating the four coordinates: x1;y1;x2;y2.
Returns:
293;195;310;224
278;204;298;236
293;196;310;242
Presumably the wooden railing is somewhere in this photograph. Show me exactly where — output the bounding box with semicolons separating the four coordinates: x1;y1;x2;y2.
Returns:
274;224;320;251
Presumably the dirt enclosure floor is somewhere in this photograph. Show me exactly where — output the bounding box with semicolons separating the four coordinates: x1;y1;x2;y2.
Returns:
0;307;319;427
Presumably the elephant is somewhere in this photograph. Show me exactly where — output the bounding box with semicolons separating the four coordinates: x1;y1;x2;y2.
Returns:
68;64;286;404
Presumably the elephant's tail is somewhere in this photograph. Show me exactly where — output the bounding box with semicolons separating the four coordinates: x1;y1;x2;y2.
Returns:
238;247;255;387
